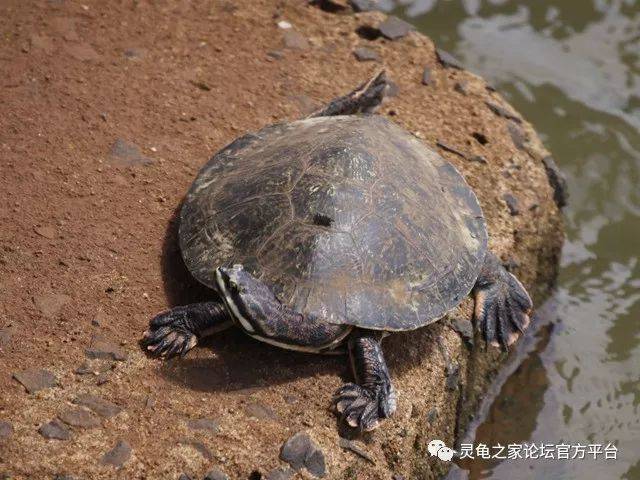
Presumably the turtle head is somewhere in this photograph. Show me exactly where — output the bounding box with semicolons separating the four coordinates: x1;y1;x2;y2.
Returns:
214;265;278;334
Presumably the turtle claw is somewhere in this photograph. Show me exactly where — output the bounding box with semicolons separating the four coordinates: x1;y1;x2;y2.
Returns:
333;382;395;432
474;270;532;350
142;310;198;359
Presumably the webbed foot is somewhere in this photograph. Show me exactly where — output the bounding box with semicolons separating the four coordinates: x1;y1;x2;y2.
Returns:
473;252;533;349
333;334;397;432
141;302;232;359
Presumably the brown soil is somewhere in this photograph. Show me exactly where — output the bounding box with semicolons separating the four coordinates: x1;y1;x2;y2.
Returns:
0;1;563;479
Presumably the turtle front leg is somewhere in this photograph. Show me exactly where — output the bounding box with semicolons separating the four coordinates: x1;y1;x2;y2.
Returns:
142;301;233;358
473;252;533;349
333;332;397;432
309;70;387;118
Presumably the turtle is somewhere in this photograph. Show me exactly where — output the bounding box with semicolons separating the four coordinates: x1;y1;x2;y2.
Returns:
142;71;533;432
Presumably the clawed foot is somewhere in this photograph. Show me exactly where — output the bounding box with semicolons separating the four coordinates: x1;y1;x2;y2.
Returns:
333;382;397;432
474;270;533;349
142;308;199;359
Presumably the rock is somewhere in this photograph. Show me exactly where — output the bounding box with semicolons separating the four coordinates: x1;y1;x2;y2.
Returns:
507;122;527;150
267;50;284;60
386;79;399;97
392;475;406;480
178;475;192;480
107;139;153;167
541;156;568;208
85;334;127;361
485;101;522;123
421;66;434;86
427;407;438;423
436;140;467;159
73;393;122;418
353;47;379;62
349;0;377;11
265;467;294;480
245;401;278;421
13;368;57;393
203;467;229;480
450;318;474;347
280;432;326;477
34;225;56;239
185;418;219;433
469;155;488;164
0;421;13;440
33;293;70;318
454;81;469;95
123;47;145;60
378;16;413;40
436;48;463;69
38;419;70;440
101;439;132;467
338;438;375;464
283;31;309;50
445;363;459;391
58;407;100;428
66;43;100;62
277;20;292;30
503;193;520;215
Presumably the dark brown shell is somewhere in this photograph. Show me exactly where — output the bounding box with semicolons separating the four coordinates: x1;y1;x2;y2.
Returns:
179;115;487;331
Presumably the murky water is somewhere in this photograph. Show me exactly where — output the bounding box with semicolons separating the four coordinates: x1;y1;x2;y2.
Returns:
390;1;639;478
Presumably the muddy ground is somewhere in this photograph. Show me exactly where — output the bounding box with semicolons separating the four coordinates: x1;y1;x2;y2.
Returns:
0;1;563;479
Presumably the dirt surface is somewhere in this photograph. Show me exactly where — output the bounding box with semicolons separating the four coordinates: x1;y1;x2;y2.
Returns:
0;1;563;479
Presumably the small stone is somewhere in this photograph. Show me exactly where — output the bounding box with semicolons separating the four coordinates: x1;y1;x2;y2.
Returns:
53;475;75;480
277;20;292;29
427;407;438;423
507;122;527;150
454;81;469;95
245;401;278;421
469;155;488;164
178;475;192;480
265;467;294;480
349;0;377;11
338;438;375;464
34;225;56;239
92;309;110;327
436;48;463;69
186;418;219;433
305;446;326;478
541;156;568;208
204;467;229;480
503;193;520;215
73;394;122;418
145;396;156;409
58;407;100;428
33;293;70;318
353;47;379;62
38;419;70;440
392;475;406;480
85;334;127;361
108;138;153;167
378;16;413;40
267;50;284;60
101;439;132;467
450;318;474;347
66;43;100;62
421;66;434;86
283;31;309;50
436;140;467;159
445;363;460;391
13;368;57;393
386;79;399;97
280;432;326;477
485;101;522;123
0;421;13;440
123;47;145;59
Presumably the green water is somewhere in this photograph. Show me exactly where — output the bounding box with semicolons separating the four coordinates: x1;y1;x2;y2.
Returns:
392;1;639;478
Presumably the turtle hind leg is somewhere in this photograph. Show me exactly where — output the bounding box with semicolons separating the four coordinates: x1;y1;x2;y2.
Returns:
473;252;533;350
141;301;233;359
333;333;397;432
309;70;388;118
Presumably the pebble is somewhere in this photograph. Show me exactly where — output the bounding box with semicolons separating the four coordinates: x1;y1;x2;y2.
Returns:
85;334;127;361
507;122;527;150
34;225;56;239
53;475;75;480
108;138;153;167
277;20;292;30
38;419;71;440
353;47;379;62
454;81;469;95
338;438;375;464
280;432;326;477
265;467;294;480
378;16;413;40
245;401;279;421
267;50;284;60
123;47;146;60
186;418;219;434
13;368;57;393
469;155;488;164
178;475;192;480
204;467;229;480
450;318;474;347
503;193;520;215
421;66;434;86
436;140;467;159
427;407;438;423
0;421;13;440
541;156;568;208
485;101;522;123
445;363;460;391
58;407;100;428
73;393;122;418
386;79;399;97
65;43;100;62
349;0;377;12
33;293;70;318
436;48;463;69
101;439;132;467
283;31;309;50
